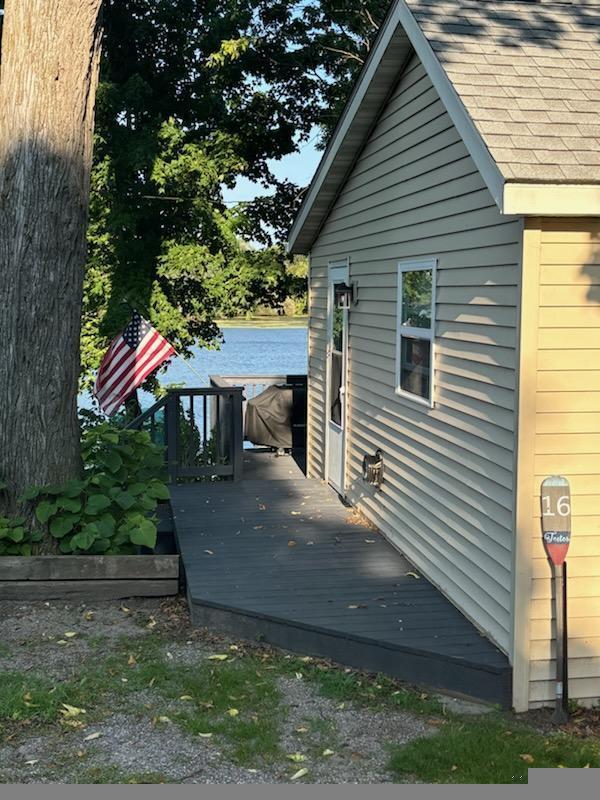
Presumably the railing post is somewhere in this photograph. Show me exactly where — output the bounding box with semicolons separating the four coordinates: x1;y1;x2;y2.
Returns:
231;389;244;482
166;392;178;484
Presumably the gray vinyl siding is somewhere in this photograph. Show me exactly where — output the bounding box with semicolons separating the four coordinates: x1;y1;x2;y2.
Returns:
307;53;522;652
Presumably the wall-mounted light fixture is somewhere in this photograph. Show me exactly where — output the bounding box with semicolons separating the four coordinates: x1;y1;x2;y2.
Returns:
363;448;384;489
334;281;358;309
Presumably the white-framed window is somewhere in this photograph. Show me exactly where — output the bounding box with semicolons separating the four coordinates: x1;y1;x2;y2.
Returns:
395;258;437;407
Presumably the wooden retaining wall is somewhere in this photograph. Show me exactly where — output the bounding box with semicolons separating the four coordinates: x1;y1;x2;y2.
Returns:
0;555;180;600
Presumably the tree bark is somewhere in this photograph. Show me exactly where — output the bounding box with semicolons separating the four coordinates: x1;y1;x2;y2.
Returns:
0;2;104;529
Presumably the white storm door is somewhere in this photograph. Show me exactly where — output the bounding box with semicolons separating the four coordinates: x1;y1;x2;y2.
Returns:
326;262;349;494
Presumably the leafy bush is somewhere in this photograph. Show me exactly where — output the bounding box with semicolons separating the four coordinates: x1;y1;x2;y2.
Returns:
0;515;42;556
20;424;169;555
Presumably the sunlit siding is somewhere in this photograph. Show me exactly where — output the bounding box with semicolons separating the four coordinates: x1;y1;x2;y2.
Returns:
306;256;328;479
307;53;522;653
526;218;600;708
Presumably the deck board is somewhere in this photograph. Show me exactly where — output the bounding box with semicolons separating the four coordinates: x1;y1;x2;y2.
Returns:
171;450;511;705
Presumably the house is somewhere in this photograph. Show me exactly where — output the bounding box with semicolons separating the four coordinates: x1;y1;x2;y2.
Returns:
288;0;600;712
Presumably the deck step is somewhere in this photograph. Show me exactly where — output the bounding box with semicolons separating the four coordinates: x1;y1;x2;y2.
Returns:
187;596;511;706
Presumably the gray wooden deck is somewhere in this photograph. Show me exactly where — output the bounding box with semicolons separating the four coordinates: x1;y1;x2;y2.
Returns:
171;449;511;706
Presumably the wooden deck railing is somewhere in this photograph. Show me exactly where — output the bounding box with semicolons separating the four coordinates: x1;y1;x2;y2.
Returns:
126;388;244;483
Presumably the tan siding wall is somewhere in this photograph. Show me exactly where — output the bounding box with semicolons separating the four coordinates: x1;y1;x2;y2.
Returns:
523;218;600;708
307;53;522;653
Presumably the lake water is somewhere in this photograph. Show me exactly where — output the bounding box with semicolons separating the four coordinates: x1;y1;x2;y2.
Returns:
83;326;308;411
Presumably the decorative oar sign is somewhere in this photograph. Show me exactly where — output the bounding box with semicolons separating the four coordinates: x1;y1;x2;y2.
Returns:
540;476;571;724
541;476;571;565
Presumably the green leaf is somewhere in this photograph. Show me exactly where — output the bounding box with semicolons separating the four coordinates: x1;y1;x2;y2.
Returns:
20;544;32;557
19;485;41;501
115;491;136;511
36;500;57;524
49;515;77;539
7;527;25;543
63;479;86;498
127;482;147;497
9;517;26;527
59;538;74;554
84;494;112;516
129;517;157;549
57;496;82;514
95;513;116;537
102;449;123;473
147;481;170;500
71;524;98;551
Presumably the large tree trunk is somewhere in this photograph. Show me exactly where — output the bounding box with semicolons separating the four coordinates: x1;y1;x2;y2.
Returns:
0;2;104;531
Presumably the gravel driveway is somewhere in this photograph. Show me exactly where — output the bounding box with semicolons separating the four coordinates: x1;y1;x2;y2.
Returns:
0;598;439;784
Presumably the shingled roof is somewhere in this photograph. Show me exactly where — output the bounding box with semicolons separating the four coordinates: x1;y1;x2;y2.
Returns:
406;0;600;184
289;0;600;253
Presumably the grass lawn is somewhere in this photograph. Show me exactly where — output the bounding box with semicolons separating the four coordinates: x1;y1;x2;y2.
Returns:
216;316;307;328
388;715;600;783
0;599;598;784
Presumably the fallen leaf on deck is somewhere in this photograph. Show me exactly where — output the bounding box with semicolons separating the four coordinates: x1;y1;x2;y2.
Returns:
364;539;376;543
288;540;297;547
207;654;228;661
258;504;267;511
405;572;420;579
83;611;94;621
290;768;308;781
84;732;102;741
290;511;301;516
204;550;214;556
347;604;359;609
322;749;335;757
287;753;306;763
227;708;239;717
64;631;78;638
57;640;68;646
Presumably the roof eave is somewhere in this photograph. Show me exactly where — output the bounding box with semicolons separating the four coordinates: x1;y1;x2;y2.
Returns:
287;4;412;254
287;0;506;254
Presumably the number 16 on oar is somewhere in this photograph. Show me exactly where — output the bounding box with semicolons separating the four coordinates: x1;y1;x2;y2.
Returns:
540;476;571;725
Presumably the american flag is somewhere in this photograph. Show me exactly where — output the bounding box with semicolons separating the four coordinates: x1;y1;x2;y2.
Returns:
94;311;176;416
